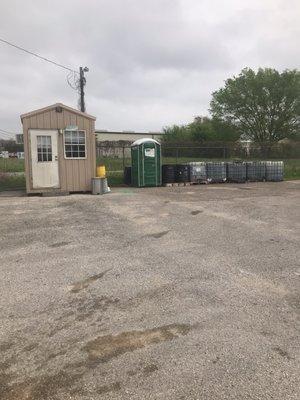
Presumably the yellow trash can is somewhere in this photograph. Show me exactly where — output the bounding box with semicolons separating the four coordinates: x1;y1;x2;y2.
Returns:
96;165;106;178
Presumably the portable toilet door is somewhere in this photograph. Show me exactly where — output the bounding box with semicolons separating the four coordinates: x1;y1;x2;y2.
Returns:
131;138;161;187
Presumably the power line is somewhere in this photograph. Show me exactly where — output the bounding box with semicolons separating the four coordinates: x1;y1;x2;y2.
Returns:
0;128;18;135
0;129;18;140
0;37;89;112
0;37;78;74
0;133;14;139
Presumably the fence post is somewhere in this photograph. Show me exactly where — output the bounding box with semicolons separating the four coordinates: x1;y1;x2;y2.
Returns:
122;147;125;170
223;147;226;159
176;148;179;164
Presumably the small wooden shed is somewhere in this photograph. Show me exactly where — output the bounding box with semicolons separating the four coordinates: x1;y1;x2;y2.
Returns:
21;103;96;194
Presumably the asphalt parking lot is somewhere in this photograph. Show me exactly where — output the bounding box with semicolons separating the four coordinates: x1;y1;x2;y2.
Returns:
0;181;299;400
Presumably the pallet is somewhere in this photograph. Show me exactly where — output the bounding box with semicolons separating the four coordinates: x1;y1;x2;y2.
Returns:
190;181;209;185
163;182;191;187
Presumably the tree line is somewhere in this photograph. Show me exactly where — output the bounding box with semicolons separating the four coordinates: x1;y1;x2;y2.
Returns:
163;68;300;145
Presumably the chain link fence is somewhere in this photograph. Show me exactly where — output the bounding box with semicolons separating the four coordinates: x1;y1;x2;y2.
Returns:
1;142;299;191
96;142;300;171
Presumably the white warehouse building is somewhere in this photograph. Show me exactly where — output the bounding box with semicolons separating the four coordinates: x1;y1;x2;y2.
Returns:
95;130;164;143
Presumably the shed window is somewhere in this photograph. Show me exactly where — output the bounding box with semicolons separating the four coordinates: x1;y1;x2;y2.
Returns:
37;135;52;162
64;130;86;159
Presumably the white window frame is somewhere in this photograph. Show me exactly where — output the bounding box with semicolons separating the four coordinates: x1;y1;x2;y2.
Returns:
37;135;53;163
63;129;87;160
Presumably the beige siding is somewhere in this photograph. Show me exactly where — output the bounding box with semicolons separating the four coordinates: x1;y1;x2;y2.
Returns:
22;106;96;193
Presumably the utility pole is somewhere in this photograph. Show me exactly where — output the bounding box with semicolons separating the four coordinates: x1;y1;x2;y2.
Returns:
79;66;89;113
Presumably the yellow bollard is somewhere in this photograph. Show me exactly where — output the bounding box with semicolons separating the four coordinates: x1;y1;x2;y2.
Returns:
96;165;106;178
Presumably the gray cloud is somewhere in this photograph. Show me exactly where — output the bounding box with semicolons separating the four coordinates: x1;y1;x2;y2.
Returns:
0;0;299;135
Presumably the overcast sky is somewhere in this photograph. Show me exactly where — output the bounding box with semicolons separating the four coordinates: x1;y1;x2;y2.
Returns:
0;0;299;136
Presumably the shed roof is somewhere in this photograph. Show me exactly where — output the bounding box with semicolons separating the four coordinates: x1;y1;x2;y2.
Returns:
20;103;96;122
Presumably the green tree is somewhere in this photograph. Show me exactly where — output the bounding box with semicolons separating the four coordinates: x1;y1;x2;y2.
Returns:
162;124;192;143
189;117;240;142
162;117;239;144
210;68;300;144
188;117;215;142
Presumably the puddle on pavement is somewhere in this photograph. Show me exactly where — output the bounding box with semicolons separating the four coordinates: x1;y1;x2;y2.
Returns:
0;370;84;400
2;324;190;399
191;210;203;215
146;230;170;239
49;241;70;248
70;270;109;293
83;323;191;363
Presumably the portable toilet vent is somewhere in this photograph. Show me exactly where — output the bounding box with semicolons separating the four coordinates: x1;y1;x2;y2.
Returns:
131;138;161;187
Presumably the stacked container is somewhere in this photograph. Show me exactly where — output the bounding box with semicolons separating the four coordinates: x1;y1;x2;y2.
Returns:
124;166;132;185
206;162;227;183
176;164;190;183
189;162;207;183
265;161;284;181
162;164;176;184
226;162;247;183
246;162;266;181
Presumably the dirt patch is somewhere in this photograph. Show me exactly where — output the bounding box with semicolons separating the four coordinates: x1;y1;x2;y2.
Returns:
237;274;288;297
96;381;121;395
285;293;300;315
23;344;38;353
0;372;11;398
146;231;170;239
143;363;159;375
83;323;191;363
272;346;292;360
75;296;119;322
0;356;16;372
48;322;72;338
0;342;14;352
70;270;109;293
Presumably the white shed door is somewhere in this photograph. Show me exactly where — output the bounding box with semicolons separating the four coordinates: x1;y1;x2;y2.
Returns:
30;130;60;189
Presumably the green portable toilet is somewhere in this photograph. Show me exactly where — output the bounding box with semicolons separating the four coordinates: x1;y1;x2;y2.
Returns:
131;138;161;187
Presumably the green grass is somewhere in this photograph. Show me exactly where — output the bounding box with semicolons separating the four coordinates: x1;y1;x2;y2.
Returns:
283;159;300;180
97;157;131;172
107;171;124;186
3;156;299;180
0;157;298;190
0;158;25;172
0;175;26;192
